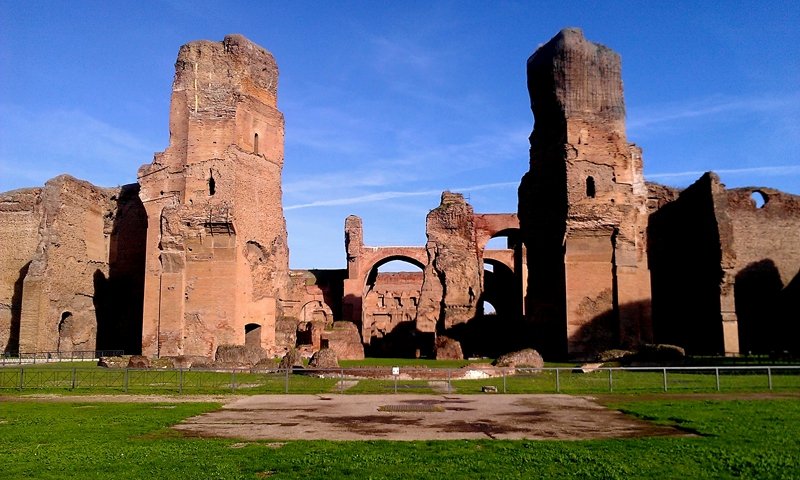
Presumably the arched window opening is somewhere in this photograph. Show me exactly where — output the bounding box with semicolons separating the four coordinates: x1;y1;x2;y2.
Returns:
59;312;72;332
208;170;216;196
751;191;767;209
254;133;259;154
244;323;261;347
586;176;596;198
57;311;72;353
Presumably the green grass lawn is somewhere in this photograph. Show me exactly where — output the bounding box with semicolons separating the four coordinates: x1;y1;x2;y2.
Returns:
2;364;799;395
1;398;798;479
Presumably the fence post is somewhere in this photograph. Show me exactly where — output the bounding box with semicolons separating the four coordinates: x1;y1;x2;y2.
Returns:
71;368;77;390
124;369;129;393
339;368;344;393
608;368;613;392
767;367;773;391
232;370;237;392
284;367;289;394
663;368;668;392
179;369;184;395
715;368;720;391
556;368;560;393
447;369;451;394
19;368;24;390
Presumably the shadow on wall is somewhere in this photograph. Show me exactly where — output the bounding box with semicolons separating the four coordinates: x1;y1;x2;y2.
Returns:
782;269;800;354
736;261;799;355
94;184;147;354
443;310;531;359
308;269;346;320
570;299;653;360
647;175;725;355
365;320;434;358
4;261;31;353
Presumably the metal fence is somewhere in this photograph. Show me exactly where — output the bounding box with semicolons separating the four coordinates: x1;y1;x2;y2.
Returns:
1;365;798;394
1;350;124;365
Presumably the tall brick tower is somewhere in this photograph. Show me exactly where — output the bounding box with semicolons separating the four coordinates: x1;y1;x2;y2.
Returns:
138;35;289;358
518;28;652;358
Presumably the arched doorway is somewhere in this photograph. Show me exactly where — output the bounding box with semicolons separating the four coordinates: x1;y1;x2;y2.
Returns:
362;257;425;357
244;323;261;348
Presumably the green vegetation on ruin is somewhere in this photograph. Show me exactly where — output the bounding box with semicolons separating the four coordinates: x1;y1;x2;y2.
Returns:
1;398;798;479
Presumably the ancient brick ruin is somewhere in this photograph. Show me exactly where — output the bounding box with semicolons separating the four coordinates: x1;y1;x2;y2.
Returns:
1;30;797;361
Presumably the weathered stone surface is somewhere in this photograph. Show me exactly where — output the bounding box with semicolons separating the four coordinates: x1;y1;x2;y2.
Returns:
321;321;365;360
138;34;289;359
169;355;207;369
519;28;652;359
18;176;116;354
0;188;41;353
279;348;304;369
127;355;151;369
596;349;636;363
253;357;279;370
494;349;544;369
434;335;463;360
418;192;482;333
636;344;686;363
308;348;339;369
215;344;268;365
98;356;131;368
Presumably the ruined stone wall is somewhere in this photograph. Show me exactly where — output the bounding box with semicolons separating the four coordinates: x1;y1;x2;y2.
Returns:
519;28;652;358
0;188;42;352
648;173;734;355
727;188;800;354
417;192;482;334
16;176;115;353
363;272;422;352
138;35;289;359
97;184;147;354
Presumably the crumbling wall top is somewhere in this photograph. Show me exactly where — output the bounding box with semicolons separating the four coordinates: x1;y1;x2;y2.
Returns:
527;27;624;126
175;34;279;111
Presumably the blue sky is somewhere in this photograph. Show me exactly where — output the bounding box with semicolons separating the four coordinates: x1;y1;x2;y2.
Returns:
1;1;798;269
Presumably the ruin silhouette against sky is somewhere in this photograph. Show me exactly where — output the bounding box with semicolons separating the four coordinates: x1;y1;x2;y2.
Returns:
1;1;798;269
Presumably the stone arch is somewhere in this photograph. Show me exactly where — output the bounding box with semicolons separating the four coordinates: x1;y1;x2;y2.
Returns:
364;254;426;289
299;300;329;323
479;222;525;323
474;213;520;252
482;259;517;318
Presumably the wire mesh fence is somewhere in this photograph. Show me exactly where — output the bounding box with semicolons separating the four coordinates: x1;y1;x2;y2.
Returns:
1;365;798;394
1;350;124;366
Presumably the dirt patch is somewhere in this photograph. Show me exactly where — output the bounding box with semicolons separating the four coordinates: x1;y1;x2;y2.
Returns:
173;394;691;441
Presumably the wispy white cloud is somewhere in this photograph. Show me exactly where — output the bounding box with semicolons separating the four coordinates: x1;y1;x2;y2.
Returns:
0;104;157;190
647;165;800;180
628;92;800;130
284;124;528;201
286;181;518;210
